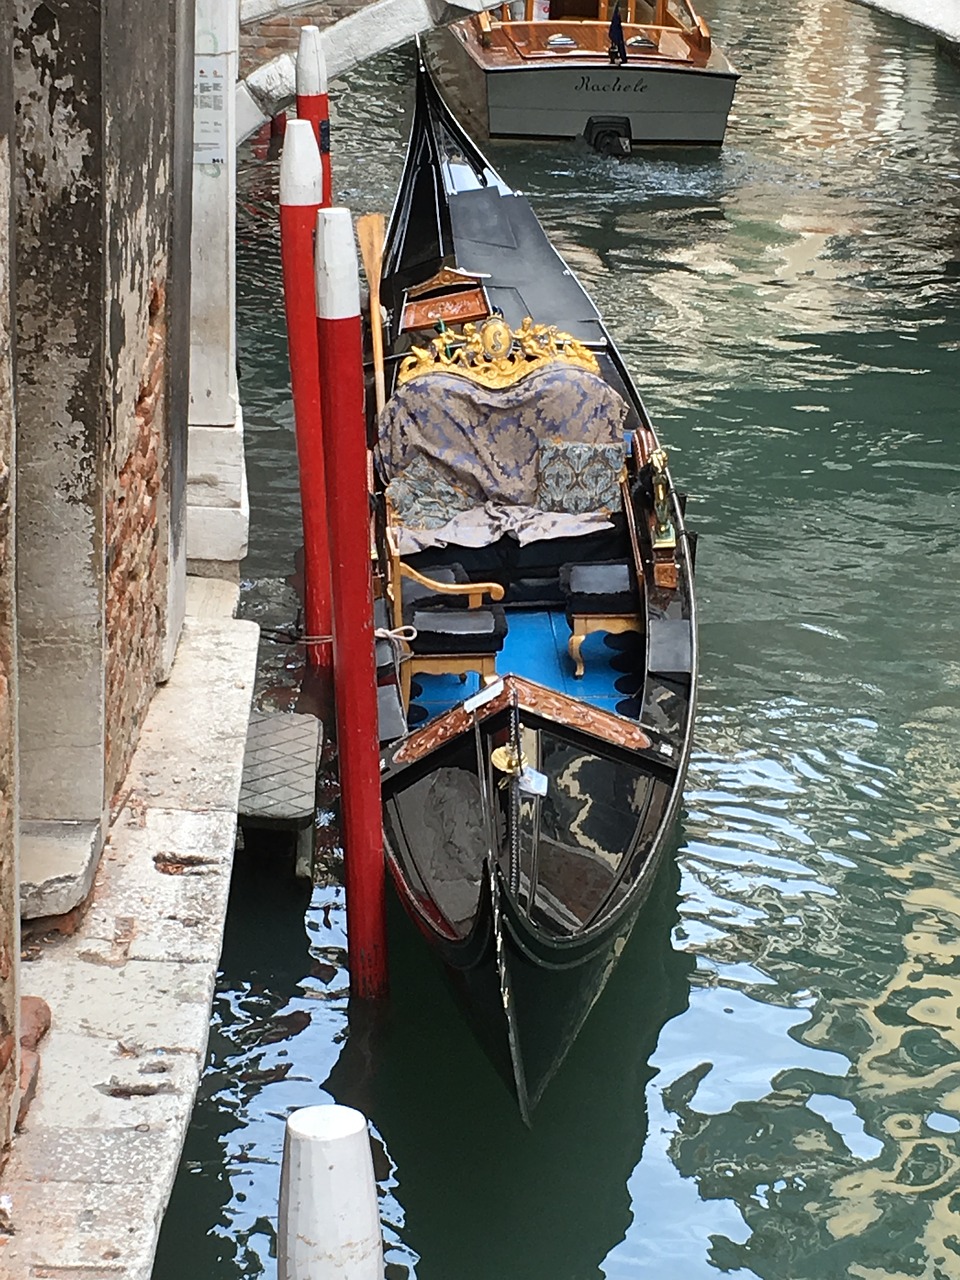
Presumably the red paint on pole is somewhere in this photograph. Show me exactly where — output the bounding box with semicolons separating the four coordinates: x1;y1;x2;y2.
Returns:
296;26;332;207
315;207;387;1000
279;121;332;671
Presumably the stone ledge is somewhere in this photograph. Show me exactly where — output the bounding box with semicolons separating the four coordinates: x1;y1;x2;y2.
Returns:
0;605;260;1279
187;413;247;510
185;467;250;564
851;0;960;43
19;821;102;921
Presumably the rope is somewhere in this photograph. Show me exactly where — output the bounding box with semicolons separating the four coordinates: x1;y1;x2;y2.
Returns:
374;624;418;665
261;625;419;660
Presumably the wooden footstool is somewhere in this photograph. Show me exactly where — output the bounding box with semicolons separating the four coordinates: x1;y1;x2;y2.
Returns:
559;561;644;679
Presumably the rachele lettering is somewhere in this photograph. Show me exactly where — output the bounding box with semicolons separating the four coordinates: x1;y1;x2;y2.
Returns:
574;74;647;93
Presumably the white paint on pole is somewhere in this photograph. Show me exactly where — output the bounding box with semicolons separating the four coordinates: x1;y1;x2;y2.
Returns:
278;1105;383;1280
315;207;361;321
279;119;323;207
297;24;328;96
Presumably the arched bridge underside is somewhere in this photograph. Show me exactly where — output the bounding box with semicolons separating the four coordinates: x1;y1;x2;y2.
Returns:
236;0;495;141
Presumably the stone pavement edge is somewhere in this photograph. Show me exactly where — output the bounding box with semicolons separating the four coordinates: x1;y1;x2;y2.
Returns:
0;577;260;1279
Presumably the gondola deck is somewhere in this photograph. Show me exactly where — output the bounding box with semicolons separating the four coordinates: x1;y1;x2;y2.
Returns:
409;606;640;725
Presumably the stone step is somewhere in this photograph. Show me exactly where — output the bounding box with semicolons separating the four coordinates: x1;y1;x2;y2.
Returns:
238;709;322;833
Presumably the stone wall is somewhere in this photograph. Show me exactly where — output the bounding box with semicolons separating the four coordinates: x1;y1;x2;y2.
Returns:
0;0;18;1158
101;0;191;800
14;0;191;824
239;0;370;76
14;0;107;827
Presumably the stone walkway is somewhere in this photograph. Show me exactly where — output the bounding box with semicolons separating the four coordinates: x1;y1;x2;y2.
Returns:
0;579;259;1279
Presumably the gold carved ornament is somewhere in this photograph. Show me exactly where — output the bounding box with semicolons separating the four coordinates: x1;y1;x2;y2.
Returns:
395;315;601;390
649;447;677;549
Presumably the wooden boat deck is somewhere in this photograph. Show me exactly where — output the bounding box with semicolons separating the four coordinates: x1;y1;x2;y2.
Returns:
467;20;708;69
408;605;641;726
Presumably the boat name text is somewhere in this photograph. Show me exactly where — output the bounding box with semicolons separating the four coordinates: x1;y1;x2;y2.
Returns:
574;75;647;94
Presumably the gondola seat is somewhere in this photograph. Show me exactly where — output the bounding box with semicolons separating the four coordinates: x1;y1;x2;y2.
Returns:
379;361;629;591
400;562;470;612
385;524;507;710
559;560;644;678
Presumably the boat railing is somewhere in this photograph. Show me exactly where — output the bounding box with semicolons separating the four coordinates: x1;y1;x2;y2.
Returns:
496;0;710;50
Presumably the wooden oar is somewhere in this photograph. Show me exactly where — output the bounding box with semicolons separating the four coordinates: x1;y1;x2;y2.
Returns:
356;212;387;417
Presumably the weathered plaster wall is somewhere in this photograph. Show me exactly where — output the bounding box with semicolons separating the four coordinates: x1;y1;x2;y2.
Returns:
14;0;106;825
14;0;191;821
101;0;182;799
0;0;20;1157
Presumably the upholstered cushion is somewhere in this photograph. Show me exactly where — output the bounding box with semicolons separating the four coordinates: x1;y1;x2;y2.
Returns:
560;560;638;615
410;604;508;655
405;515;630;605
386;454;479;531
536;440;624;515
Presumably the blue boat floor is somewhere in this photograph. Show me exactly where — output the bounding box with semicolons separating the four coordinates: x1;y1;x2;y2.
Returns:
409;607;641;726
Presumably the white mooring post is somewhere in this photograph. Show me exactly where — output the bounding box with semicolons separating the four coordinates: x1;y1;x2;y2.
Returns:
278;1105;384;1280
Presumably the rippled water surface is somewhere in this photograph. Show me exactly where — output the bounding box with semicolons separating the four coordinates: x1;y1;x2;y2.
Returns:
155;3;960;1276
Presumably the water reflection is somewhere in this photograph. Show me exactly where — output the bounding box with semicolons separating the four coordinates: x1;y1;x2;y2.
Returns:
157;0;960;1274
327;856;693;1280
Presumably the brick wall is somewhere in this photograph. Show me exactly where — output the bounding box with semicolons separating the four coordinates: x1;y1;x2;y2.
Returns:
240;0;370;77
104;279;167;802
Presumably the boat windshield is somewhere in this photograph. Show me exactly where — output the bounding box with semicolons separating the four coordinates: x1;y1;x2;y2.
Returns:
514;0;699;27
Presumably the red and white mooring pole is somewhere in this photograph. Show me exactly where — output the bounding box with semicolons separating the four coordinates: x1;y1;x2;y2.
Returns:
315;207;387;1000
279;120;333;671
296;25;332;208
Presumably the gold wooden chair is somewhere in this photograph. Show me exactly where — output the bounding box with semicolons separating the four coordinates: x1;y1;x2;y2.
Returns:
561;560;644;678
385;523;507;711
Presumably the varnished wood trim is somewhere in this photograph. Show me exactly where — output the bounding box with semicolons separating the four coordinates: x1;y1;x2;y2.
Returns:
391;674;652;765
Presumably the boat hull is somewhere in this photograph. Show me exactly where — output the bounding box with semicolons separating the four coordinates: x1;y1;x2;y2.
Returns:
426;25;738;146
374;62;699;1120
387;842;667;1122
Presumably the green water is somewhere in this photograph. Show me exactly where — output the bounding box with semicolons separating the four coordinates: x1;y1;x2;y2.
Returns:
155;2;960;1275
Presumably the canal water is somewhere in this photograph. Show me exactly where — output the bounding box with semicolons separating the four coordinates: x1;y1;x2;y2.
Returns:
154;2;960;1276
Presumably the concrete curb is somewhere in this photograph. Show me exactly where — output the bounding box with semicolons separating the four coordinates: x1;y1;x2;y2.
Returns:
0;579;260;1279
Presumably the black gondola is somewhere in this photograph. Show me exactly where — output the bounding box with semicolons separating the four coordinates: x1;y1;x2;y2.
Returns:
367;55;697;1123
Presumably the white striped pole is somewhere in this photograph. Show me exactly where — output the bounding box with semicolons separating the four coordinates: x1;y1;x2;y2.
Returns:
279;120;332;671
315;207;387;1000
296;25;332;207
278;1105;383;1280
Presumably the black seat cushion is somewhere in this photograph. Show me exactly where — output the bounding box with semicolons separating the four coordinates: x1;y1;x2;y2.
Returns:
410;603;508;656
405;515;630;606
560;560;638;616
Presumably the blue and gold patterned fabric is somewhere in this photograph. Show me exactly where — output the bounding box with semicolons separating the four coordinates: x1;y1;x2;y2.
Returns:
536;440;625;515
380;363;628;554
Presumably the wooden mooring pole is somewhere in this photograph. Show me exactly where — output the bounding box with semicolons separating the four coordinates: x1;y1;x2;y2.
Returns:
279;120;333;671
315;207;387;999
296;25;332;208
